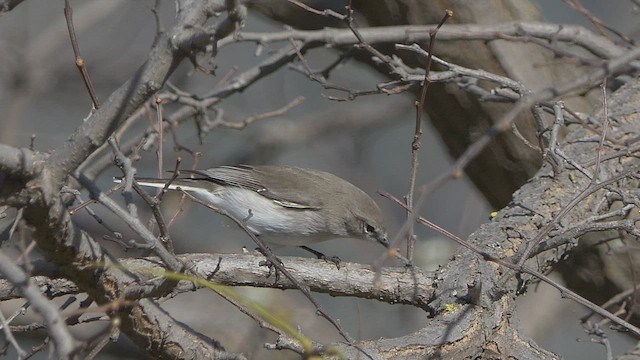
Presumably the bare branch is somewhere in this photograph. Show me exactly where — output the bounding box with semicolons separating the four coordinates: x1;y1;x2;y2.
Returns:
0;254;434;308
224;22;627;60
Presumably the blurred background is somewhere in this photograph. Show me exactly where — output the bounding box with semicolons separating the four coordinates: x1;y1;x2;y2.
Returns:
0;0;638;358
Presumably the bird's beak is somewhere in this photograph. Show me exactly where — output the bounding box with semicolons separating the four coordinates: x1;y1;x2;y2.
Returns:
377;234;389;248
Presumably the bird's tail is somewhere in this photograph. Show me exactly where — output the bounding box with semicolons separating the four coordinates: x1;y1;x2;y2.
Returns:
113;177;216;193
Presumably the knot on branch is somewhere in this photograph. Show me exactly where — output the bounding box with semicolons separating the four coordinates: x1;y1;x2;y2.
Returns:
171;25;216;54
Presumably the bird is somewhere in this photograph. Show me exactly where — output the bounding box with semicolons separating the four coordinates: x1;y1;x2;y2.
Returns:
116;165;389;258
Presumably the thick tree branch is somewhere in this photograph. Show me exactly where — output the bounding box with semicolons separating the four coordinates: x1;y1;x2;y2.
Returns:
0;143;46;179
0;254;435;308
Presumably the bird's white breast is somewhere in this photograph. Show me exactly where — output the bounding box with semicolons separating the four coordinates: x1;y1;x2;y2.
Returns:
188;187;334;245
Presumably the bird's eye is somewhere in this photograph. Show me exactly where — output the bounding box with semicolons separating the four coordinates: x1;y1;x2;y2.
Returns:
364;223;375;234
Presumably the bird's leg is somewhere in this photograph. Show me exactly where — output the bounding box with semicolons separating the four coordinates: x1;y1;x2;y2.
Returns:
254;246;284;282
299;246;341;269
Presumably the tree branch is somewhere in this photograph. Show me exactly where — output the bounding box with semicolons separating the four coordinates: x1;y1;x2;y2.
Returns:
222;22;626;60
0;254;435;308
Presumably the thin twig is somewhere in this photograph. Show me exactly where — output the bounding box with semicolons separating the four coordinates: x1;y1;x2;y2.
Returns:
151;0;164;45
0;309;26;358
562;0;634;45
156;97;164;181
206;96;305;130
590;79;610;186
405;9;452;260
63;0;100;109
287;0;346;19
61;187;125;246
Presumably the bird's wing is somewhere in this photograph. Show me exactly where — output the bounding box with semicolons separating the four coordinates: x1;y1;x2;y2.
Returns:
182;166;323;210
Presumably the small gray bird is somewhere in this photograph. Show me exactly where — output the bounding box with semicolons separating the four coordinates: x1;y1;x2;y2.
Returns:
121;165;388;252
